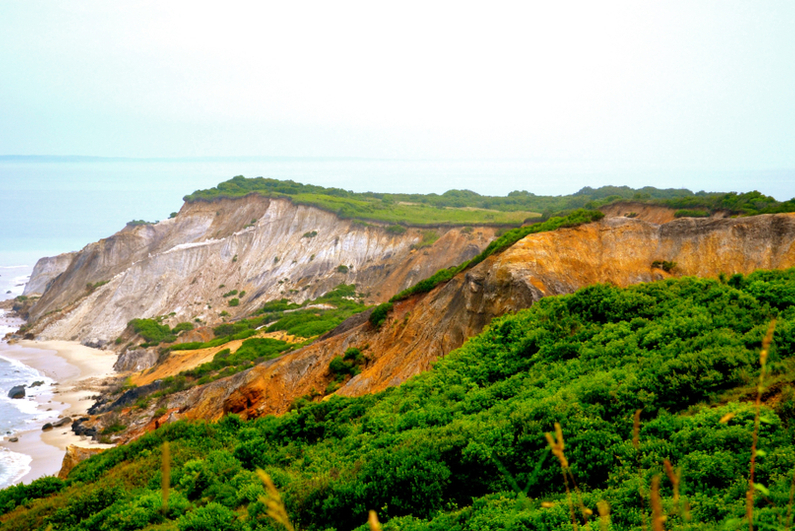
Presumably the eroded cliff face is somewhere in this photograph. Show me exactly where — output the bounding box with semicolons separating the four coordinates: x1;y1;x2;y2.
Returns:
25;196;496;343
23;252;76;296
152;213;795;423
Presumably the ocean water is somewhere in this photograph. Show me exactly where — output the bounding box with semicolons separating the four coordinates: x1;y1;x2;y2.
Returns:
0;311;57;488
0;265;31;302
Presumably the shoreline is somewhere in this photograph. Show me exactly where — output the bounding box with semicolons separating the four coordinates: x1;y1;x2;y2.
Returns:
0;340;117;485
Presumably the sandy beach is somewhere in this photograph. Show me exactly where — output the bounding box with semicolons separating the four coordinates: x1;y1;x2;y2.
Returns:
0;340;117;485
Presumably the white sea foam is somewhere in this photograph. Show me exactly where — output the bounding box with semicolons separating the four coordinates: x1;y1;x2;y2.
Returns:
0;265;32;301
0;310;61;488
0;447;32;489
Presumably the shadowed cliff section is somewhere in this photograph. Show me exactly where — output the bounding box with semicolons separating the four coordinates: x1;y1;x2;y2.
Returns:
24;195;498;343
157;213;795;424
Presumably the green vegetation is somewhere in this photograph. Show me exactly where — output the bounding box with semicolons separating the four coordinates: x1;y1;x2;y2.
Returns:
222;290;238;298
258;284;366;338
9;270;795;530
0;476;64;516
128;318;176;346
326;348;367;394
391;209;605;302
336;264;349;274
158;338;292;393
169;284;365;356
172;322;194;334
368;302;393;328
302;231;318;238
652;260;677;272
183;177;795;230
385;224;407;234
411;230;439;249
184;177;544;226
228;298;240;307
126;219;157;227
101;422;126;435
674;209;710;218
660;190;795;216
85;280;109;292
126;319;195;347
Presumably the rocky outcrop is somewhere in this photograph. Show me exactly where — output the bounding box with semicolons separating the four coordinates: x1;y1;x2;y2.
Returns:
58;445;104;479
114;349;158;372
23;252;76;296
153;213;795;422
25;196;497;343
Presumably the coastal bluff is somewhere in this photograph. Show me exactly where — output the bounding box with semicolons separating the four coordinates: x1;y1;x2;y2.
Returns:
23;195;497;343
97;211;795;439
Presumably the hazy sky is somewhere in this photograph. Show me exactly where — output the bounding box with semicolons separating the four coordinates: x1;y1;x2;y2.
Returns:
1;2;794;196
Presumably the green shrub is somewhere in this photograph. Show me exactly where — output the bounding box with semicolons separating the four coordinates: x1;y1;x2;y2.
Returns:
126;219;156;227
0;476;65;516
222;290;238;298
172;322;194;334
674;209;711;218
101;422;126;435
11;271;795;530
651;260;677;272
336;264;349;274
412;230;439;249
177;502;239;531
303;230;318;238
228;298;240;307
386;224;407;234
369;302;393;328
128;318;176;345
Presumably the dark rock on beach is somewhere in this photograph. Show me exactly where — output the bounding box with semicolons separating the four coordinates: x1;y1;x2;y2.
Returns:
71;418;98;438
88;380;163;415
52;417;72;428
8;385;25;399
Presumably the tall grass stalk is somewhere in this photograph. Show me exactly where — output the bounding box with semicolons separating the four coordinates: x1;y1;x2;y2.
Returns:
650;475;666;531
597;500;610;531
161;441;170;515
546;423;576;530
747;319;776;531
368;510;383;531
257;470;296;531
546;422;593;529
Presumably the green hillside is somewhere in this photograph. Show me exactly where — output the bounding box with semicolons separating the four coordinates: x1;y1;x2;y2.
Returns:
4;270;795;530
183;176;795;227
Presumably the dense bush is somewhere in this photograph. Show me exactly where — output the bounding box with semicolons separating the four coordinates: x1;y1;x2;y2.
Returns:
674;209;710;218
128;318;176;345
185;177;795;226
0;476;65;515
8;270;795;531
369;302;393;328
